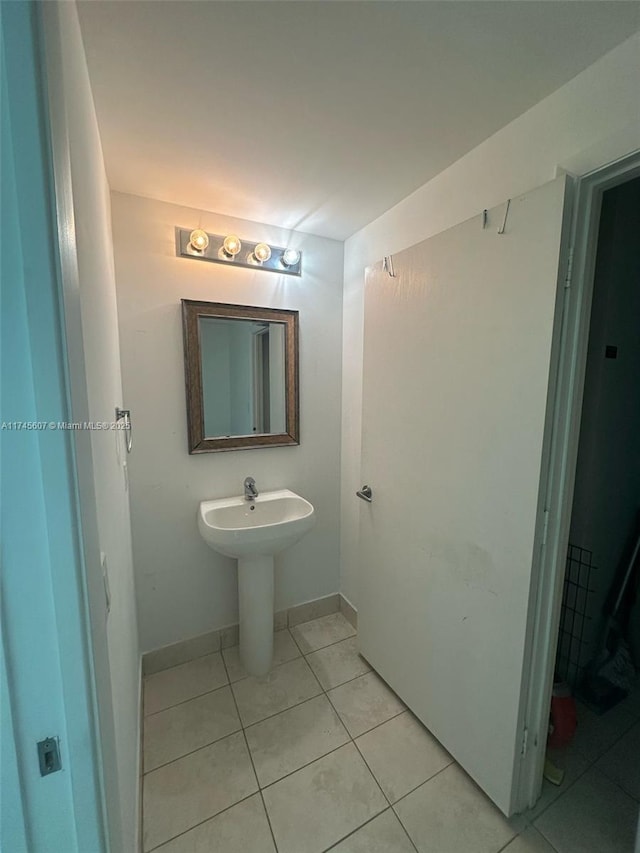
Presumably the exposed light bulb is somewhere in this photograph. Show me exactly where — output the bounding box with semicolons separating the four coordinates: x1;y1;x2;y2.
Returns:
222;235;242;257
281;248;300;268
253;242;272;263
189;229;209;252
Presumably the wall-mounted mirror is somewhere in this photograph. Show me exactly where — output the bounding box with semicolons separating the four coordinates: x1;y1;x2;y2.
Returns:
182;300;299;452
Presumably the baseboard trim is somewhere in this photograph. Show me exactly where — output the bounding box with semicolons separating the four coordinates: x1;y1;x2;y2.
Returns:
339;593;358;629
142;592;342;676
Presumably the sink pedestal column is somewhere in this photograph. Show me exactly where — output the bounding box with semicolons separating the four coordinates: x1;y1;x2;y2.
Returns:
237;555;274;677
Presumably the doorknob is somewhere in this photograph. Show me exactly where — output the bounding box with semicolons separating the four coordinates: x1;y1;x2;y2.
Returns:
356;485;373;502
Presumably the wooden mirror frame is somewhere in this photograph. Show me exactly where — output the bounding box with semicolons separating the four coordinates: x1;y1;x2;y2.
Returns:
181;299;299;453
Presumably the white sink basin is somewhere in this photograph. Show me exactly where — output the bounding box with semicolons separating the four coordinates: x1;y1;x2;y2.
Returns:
198;489;315;558
197;488;315;677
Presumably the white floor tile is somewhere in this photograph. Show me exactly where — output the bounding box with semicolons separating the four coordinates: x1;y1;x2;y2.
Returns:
534;767;639;853
328;671;405;738
596;720;640;800
570;700;636;763
144;653;228;715
141;629;640;853
501;826;556;853
306;637;371;690
142;731;257;851
231;657;322;726
356;710;452;802
327;809;416;852
152;794;275;853
143;686;240;772
222;630;300;683
394;763;518;853
245;694;349;787
523;744;591;822
291;612;356;654
262;743;387;853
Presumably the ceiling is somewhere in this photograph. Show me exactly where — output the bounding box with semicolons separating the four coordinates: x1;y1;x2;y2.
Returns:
77;1;640;241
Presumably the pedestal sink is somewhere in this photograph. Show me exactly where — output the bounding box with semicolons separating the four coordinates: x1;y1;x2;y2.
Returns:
198;489;315;676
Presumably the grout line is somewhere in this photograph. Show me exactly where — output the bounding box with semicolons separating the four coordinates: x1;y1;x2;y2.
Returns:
143;724;243;775
231;658;324;728
530;823;562;853
222;651;281;853
322;811;386;852
386;752;454;809
236;702;279;846
257;785;279;853
288;625;306;656
144;680;230;719
244;692;338;736
324;684;406;740
257;738;352;795
234;685;325;730
144;790;261;853
321;807;418;853
297;629;359;659
313;663;373;693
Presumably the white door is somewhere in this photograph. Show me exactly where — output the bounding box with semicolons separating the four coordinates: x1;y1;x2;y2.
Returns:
358;176;569;816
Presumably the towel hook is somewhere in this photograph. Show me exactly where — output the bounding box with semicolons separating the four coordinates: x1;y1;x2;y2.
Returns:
383;256;397;278
115;407;133;453
497;199;511;235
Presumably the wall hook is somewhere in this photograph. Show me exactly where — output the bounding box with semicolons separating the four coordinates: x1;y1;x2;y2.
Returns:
115;407;133;453
497;199;511;235
383;255;397;278
482;209;488;229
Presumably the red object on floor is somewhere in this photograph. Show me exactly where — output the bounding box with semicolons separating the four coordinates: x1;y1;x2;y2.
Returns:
548;682;577;748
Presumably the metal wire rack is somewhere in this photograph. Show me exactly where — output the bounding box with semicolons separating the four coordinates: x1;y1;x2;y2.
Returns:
555;544;595;688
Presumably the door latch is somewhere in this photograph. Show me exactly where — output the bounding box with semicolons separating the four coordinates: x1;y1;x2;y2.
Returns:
37;736;62;776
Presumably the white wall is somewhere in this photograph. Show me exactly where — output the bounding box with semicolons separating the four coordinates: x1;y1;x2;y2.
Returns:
569;177;640;665
341;33;640;608
45;3;140;849
111;193;344;652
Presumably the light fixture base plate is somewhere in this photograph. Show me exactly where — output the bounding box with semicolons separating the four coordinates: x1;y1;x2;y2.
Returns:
176;228;302;276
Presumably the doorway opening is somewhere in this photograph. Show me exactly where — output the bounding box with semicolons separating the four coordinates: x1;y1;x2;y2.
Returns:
549;173;640;780
523;164;640;840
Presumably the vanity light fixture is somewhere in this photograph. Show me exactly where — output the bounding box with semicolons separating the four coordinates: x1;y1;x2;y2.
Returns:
175;227;302;276
254;242;272;263
189;229;209;252
252;242;272;264
281;248;300;268
222;234;242;257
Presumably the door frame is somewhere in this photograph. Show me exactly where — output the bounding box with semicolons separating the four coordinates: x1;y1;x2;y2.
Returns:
1;2;108;848
516;150;640;811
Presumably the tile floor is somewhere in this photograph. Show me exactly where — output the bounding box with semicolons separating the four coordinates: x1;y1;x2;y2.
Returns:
142;612;640;852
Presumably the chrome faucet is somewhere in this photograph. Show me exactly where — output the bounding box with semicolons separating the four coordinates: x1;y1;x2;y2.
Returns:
244;476;258;501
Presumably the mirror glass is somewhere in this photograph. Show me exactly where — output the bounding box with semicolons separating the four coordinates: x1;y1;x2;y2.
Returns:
182;300;299;453
199;317;287;438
